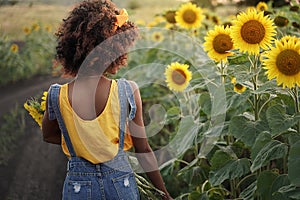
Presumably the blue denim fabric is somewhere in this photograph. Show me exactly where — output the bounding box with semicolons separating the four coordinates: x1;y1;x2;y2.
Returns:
48;79;140;200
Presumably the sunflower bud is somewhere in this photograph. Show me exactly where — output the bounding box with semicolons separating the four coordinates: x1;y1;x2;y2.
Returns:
164;10;176;24
212;16;220;25
274;16;289;27
292;22;300;29
290;6;299;12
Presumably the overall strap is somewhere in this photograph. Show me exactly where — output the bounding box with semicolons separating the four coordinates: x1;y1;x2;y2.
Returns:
124;80;136;121
117;79;137;150
117;79;127;151
48;84;76;157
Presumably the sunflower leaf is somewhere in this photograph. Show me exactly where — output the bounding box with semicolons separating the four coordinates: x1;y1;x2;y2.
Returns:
288;140;300;187
209;158;250;186
229;115;268;146
250;140;288;172
257;170;278;200
266;104;300;136
168;116;200;158
278;184;300;199
271;175;291;196
239;180;257;200
250;131;272;161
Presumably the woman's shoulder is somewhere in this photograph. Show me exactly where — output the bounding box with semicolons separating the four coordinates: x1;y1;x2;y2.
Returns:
118;79;138;91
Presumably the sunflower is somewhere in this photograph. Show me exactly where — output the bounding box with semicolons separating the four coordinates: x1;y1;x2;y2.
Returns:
203;25;235;62
175;2;204;29
151;31;164;42
256;2;268;12
24;91;48;128
45;24;53;33
10;44;19;53
280;35;299;44
230;9;276;55
231;77;246;93
23;26;31;35
32;23;40;31
165;62;192;92
234;83;247;93
24;100;43;128
263;37;300;88
135;19;145;25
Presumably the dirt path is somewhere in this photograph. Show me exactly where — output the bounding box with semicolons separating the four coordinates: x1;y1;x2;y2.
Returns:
0;75;70;200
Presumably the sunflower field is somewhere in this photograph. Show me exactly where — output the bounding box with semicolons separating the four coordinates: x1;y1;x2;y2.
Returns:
114;1;300;199
12;0;300;199
0;22;56;85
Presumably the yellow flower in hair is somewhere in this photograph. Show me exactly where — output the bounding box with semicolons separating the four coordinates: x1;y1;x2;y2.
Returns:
115;9;128;27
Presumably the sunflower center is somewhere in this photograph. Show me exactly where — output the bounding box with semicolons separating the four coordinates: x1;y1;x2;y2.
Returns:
241;20;265;44
172;69;187;85
213;34;233;54
235;84;244;90
276;49;300;76
183;9;197;24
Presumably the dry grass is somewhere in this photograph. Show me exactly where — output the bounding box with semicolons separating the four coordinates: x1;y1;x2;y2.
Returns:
0;0;183;40
115;0;182;22
0;3;70;40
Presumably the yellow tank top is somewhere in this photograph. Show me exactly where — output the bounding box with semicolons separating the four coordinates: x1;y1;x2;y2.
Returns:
59;80;133;164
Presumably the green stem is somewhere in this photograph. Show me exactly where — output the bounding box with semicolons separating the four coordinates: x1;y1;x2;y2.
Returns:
283;151;288;174
250;55;260;121
292;87;300;133
220;60;226;84
230;179;237;199
253;79;259;121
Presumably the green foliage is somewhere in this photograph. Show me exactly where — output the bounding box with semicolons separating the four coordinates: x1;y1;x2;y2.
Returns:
3;0;299;199
0;105;26;165
288;141;300;187
0;22;56;86
115;1;300;199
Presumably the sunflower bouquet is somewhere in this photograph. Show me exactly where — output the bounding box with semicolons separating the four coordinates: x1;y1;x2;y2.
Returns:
24;91;47;128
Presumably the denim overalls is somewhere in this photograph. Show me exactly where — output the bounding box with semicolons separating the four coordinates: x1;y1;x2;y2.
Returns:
48;79;140;200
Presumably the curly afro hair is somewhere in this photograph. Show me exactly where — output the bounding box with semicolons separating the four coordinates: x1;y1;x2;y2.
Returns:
55;0;138;76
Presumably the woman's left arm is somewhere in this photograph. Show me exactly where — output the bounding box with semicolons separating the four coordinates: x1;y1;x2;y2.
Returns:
42;94;61;145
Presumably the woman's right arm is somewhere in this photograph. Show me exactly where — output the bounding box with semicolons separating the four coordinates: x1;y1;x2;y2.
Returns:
128;81;172;200
42;94;61;145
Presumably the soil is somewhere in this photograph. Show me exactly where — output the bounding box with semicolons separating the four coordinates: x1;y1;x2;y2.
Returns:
0;75;71;200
